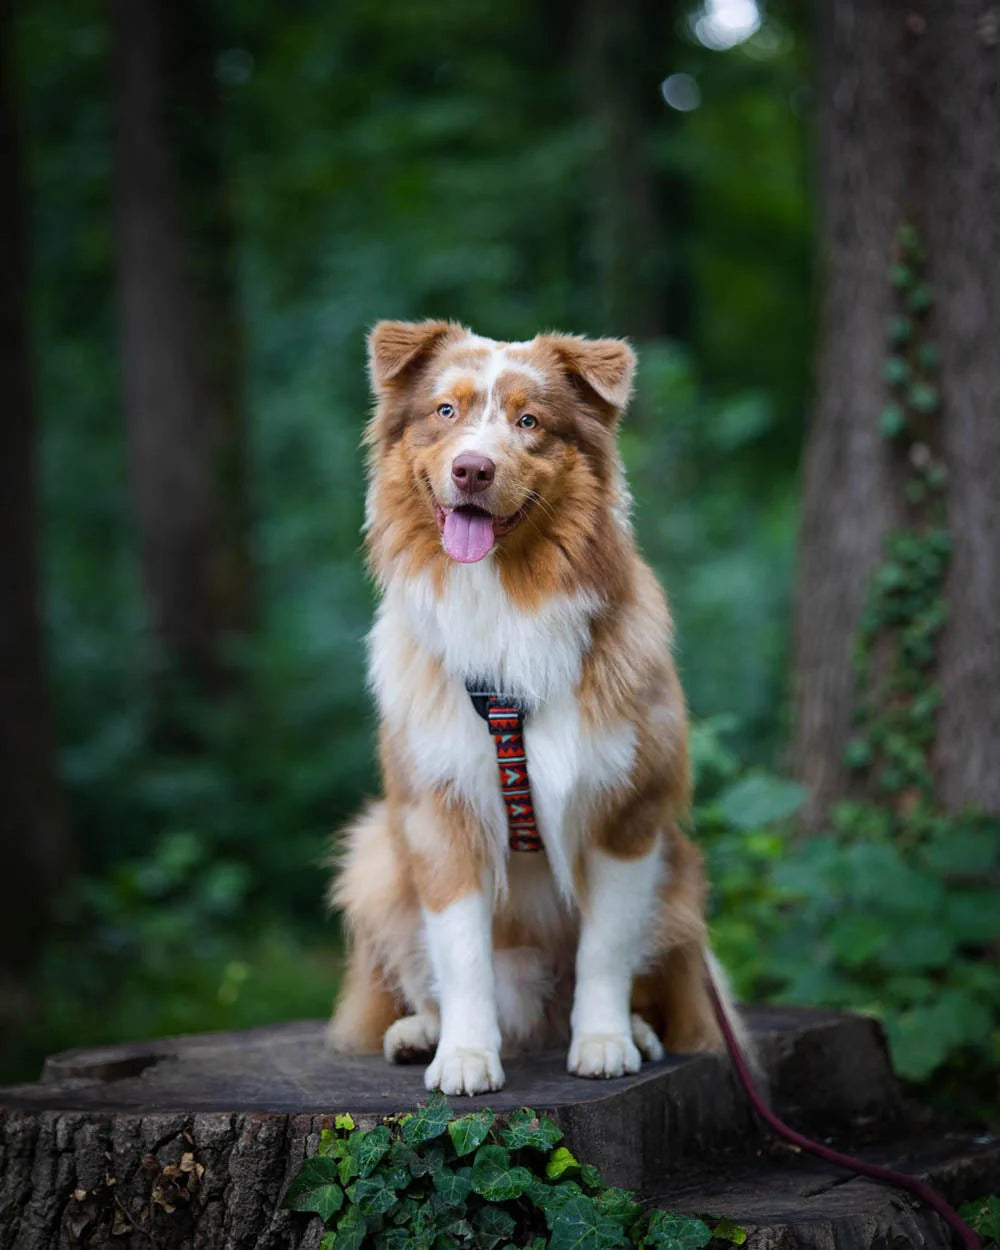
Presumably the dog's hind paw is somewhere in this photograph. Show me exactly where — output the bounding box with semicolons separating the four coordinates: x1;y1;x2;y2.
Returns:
384;1013;440;1064
424;1046;505;1095
631;1012;665;1062
567;1032;642;1079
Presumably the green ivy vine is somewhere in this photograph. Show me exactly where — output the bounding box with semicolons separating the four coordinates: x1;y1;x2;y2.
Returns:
698;227;999;1099
847;221;951;802
282;1095;747;1249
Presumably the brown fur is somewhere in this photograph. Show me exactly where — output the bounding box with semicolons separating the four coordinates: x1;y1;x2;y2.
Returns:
329;321;725;1062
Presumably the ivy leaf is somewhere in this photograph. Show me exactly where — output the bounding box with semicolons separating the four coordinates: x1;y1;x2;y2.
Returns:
529;1178;584;1216
281;1156;344;1221
471;1144;533;1200
335;1113;356;1131
375;1230;415;1249
593;1186;641;1226
319;1232;337;1250
403;1094;453;1146
351;1124;392;1177
318;1128;348;1159
501;1108;563;1151
334;1204;368;1250
547;1147;580;1179
959;1195;1000;1243
338;1148;361;1186
447;1108;494;1156
409;1145;446;1178
546;1193;628;1249
390;1195;421;1227
878;404;906;439
580;1164;604;1191
907;284;932;312
712;1218;748;1245
475;1205;517;1242
888;315;912;344
432;1164;473;1207
908;381;939;414
348;1174;400;1216
641;1210;713;1250
388;1139;417;1168
889;262;913;289
444;1217;475;1240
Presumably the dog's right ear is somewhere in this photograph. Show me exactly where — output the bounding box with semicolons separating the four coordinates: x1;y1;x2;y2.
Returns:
367;320;457;393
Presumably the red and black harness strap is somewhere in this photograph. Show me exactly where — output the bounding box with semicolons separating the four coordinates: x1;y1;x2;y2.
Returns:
466;686;543;853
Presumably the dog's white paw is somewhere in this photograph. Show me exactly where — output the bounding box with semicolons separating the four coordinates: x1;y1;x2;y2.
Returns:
567;1032;642;1079
384;1013;440;1064
631;1012;664;1062
424;1047;505;1095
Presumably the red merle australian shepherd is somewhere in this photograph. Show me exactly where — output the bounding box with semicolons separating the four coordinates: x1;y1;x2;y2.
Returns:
327;320;743;1096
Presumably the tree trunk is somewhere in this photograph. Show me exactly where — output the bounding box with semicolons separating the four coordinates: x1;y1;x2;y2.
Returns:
0;1009;924;1249
575;0;691;341
921;4;1000;813
0;1;72;982
792;1;1000;822
111;0;253;695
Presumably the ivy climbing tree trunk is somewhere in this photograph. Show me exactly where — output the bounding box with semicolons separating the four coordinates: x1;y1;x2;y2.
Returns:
0;1;72;983
792;0;1000;823
111;0;254;697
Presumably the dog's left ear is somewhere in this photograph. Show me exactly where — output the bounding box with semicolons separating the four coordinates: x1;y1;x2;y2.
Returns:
540;334;636;411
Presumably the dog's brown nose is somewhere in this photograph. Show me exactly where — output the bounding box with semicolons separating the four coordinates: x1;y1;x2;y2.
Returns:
451;453;495;493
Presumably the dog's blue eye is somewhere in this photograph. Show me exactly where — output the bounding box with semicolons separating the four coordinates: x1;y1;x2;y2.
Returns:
437;403;456;419
517;414;539;430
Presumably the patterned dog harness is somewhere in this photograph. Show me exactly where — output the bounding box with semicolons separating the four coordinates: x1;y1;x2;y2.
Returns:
466;684;543;853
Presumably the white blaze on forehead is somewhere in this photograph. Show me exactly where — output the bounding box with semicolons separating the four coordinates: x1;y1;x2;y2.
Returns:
433;337;546;425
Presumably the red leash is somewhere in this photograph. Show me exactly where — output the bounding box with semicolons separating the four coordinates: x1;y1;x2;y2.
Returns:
706;974;981;1250
466;684;979;1248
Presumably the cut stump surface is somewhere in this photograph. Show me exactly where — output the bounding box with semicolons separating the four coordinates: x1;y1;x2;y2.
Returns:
0;1005;995;1249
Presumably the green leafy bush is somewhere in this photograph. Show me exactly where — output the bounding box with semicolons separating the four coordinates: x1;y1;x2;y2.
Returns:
6;831;339;1079
695;718;1000;1098
283;1096;744;1249
959;1196;1000;1249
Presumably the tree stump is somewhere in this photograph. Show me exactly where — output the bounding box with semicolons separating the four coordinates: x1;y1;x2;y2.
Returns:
0;1005;996;1249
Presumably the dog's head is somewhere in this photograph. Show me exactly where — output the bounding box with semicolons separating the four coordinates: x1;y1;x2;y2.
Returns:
364;320;636;585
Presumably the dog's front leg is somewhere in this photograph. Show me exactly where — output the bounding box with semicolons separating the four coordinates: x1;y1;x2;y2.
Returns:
423;890;504;1095
569;838;663;1079
405;797;504;1096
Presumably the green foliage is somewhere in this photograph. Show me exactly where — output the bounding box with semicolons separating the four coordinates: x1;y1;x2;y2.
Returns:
8;0;811;1081
959;1196;1000;1249
695;231;1000;1101
7;829;339;1078
283;1096;732;1249
696;722;1000;1094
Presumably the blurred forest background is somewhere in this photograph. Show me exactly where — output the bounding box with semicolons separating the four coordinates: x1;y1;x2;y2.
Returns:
2;0;997;1117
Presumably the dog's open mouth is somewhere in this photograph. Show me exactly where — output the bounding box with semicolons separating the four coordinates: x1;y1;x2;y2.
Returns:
433;502;529;564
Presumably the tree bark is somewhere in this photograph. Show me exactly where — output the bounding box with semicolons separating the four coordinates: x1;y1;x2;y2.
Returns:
0;1;72;981
921;4;1000;814
111;0;253;694
792;1;1000;822
0;1009;910;1248
575;0;691;341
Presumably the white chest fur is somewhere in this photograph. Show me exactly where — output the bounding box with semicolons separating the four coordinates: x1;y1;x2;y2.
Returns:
369;563;636;900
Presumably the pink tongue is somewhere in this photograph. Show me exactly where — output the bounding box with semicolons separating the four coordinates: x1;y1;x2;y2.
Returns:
442;509;496;563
